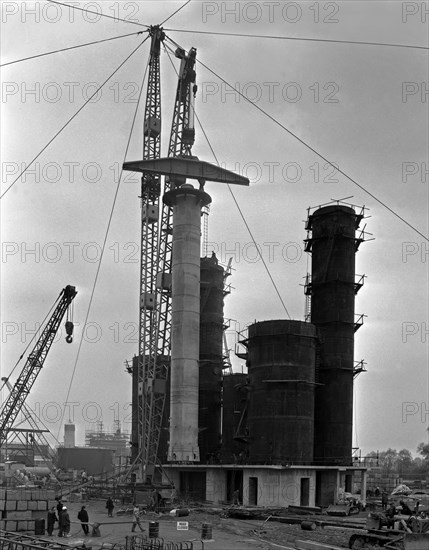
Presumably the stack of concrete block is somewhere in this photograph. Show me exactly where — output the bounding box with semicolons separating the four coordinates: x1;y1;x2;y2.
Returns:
0;487;57;532
367;471;401;493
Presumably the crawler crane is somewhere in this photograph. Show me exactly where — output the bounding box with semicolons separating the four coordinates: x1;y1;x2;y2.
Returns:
0;285;77;448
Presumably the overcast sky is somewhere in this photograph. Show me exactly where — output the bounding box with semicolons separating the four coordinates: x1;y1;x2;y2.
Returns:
1;1;428;459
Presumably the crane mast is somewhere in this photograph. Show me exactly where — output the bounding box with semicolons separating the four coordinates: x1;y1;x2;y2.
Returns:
0;285;77;448
138;35;198;482
137;25;165;482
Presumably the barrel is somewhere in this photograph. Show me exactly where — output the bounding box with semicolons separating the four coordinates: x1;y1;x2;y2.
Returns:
149;521;159;538
301;521;317;531
201;523;213;540
35;518;45;535
174;508;189;517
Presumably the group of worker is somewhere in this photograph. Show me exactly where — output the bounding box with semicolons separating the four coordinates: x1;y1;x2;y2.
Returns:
382;494;422;529
45;490;166;538
47;498;92;537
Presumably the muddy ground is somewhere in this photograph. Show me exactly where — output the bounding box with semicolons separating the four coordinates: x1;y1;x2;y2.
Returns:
188;508;364;548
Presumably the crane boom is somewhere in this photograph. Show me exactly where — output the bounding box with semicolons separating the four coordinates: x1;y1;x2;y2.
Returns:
0;285;77;447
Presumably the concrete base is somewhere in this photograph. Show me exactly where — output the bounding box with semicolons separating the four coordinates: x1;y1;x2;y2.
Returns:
162;464;367;509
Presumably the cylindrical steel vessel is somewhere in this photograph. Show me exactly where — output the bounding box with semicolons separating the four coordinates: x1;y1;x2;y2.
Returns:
309;205;359;465
246;320;317;464
199;255;224;462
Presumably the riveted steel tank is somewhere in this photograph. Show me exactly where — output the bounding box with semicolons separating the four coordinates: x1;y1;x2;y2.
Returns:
199;255;224;462
245;320;317;464
309;205;359;465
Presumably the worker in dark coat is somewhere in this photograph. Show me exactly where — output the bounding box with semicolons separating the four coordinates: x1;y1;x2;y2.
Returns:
77;506;89;535
106;497;114;517
400;500;413;515
56;499;63;517
59;506;71;537
47;507;57;536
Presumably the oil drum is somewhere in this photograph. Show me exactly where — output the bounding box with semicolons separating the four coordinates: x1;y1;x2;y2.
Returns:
201;523;213;539
149;521;159;538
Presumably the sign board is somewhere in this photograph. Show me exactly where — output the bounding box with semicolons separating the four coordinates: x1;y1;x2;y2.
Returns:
177;521;189;531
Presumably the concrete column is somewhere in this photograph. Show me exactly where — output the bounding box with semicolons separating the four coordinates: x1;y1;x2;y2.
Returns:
164;184;211;462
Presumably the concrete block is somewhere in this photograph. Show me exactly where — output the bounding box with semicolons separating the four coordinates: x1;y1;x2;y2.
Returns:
27;501;38;510
7;510;32;520
5;500;16;511
0;500;6;511
0;489;6;500
6;520;17;531
31;510;47;519
48;500;58;509
6;490;19;501
47;490;56;500
0;519;6;530
37;501;47;511
24;490;33;500
17;520;29;532
17;501;28;511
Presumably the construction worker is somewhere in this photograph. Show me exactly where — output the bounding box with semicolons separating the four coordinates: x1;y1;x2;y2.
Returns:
400;500;413;515
46;506;57;536
59;506;71;537
131;505;145;533
56;498;63;517
77;505;89;535
106;496;114;517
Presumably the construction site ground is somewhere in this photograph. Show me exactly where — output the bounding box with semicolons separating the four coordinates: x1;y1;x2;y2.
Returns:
23;498;369;550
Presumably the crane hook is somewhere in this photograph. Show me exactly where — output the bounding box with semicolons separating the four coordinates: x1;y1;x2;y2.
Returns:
65;321;74;344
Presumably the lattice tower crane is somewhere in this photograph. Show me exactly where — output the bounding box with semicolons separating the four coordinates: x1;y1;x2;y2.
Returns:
136;24;164;482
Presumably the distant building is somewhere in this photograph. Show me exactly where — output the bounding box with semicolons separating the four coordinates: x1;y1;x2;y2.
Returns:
64;423;75;448
85;422;130;468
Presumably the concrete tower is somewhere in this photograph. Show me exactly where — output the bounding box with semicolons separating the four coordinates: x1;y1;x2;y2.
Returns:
164;184;211;462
